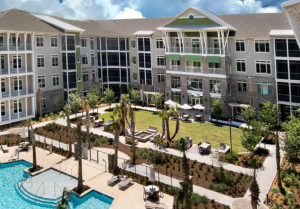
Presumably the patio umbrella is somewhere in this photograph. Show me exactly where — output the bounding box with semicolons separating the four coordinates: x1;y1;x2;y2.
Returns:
148;164;156;190
165;100;179;107
180;104;192;110
193;104;205;110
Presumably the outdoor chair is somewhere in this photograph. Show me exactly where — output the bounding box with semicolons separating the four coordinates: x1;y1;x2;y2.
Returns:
107;175;121;186
220;142;226;150
145;201;168;209
144;187;152;201
118;177;133;190
1;145;9;153
8;148;18;161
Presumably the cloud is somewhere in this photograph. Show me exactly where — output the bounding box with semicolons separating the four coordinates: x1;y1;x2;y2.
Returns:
0;0;281;20
114;8;144;19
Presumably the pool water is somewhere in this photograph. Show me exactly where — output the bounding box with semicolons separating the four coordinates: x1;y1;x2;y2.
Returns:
0;160;113;209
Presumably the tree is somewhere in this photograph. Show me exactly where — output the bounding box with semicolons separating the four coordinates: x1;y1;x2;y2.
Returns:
211;98;223;122
103;88;115;110
241;120;262;152
241;106;257;124
83;99;91;148
68;92;81;116
60;104;72;157
129;88;140;108
282;111;300;162
151;93;163;110
76;120;84;194
29;126;37;171
57;187;71;209
249;170;260;209
87;86;99;113
125;104;136;164
257;102;281;188
37;85;42;118
53;93;62;113
120;94;129;136
178;138;192;209
111;105;121;175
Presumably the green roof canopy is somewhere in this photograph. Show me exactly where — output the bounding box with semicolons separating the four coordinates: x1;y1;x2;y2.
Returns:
226;56;231;64
168;54;180;61
184;55;202;62
207;56;221;63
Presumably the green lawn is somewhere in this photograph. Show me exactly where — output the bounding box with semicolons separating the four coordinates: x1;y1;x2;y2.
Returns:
100;110;246;152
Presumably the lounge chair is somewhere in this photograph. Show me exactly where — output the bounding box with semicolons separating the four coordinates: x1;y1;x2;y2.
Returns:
2;145;9;153
107;175;121;186
145;201;168;209
9;148;19;161
147;126;158;133
118;177;133;190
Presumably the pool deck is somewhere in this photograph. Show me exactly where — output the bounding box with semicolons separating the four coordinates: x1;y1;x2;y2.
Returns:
0;146;174;209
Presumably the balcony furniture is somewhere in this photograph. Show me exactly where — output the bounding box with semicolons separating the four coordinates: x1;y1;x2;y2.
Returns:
107;175;122;186
18;142;30;152
118;177;133;190
218;142;230;154
198;142;211;155
1;145;9;153
184;136;193;149
144;185;160;201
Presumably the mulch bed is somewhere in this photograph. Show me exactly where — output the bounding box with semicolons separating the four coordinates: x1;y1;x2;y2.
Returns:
0;134;25;146
265;156;300;209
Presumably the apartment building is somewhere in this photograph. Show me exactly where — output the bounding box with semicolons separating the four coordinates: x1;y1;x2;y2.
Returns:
0;7;299;126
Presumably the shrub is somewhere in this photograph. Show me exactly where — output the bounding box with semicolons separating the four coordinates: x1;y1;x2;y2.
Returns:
287;191;295;199
139;149;149;159
283;196;288;205
209;183;227;192
226;172;235;186
167;186;179;195
254;147;269;156
191;193;208;206
225;152;238;163
284;177;293;187
272;187;279;193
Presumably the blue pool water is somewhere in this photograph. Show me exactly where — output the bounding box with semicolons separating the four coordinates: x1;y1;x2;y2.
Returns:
0;160;113;209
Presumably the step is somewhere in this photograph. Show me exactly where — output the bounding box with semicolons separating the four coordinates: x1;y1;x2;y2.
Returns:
15;182;59;207
20;182;61;202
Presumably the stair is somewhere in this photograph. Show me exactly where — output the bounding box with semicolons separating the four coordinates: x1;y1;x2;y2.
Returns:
15;182;61;208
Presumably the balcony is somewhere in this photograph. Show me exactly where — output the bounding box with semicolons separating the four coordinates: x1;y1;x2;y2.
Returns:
1;92;9;98
208;68;222;74
0;44;7;51
1;115;9;121
169;65;181;72
186;66;202;73
167;46;226;55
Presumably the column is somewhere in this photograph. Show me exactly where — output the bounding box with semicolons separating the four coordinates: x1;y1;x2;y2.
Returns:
25;97;27;117
8;100;11;120
17;99;19;119
217;30;221;55
7;33;10;51
24;33;27;51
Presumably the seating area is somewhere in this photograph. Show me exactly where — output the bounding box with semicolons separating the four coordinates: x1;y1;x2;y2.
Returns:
198;142;211;155
107;175;134;190
143;185;164;203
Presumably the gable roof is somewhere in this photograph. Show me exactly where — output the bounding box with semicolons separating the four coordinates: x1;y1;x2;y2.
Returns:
0;9;63;34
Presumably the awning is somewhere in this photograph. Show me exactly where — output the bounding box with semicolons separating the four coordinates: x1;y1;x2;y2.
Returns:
228;103;250;108
168;54;180;61
207;56;221;63
184;55;202;62
226;56;231;64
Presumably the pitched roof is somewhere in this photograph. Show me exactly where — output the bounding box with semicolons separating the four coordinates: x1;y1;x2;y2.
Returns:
0;9;63;34
218;13;291;37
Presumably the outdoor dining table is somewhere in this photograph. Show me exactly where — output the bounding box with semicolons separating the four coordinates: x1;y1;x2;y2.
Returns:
182;114;190;120
199;142;211;154
145;185;160;196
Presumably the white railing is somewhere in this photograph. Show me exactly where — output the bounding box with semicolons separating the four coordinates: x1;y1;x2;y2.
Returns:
186;66;202;73
167;46;226;55
208;68;222;74
169;65;181;71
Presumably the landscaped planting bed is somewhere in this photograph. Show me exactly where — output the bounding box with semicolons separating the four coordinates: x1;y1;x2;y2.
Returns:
0;134;25;146
265;157;300;209
36;123;252;197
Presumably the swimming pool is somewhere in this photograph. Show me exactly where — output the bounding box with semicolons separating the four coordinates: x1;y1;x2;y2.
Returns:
0;160;113;208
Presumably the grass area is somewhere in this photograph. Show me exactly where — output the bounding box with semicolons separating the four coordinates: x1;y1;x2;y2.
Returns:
99;110;246;152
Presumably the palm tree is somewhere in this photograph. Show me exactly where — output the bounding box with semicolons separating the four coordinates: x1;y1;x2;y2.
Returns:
250;169;260;209
37;85;42;118
178;138;192;209
57;187;71;209
151;93;163;110
76;120;84;194
169;106;180;141
60;104;72;157
111;105;121;175
129;89;140;109
30;126;37;171
120;94;129;136
126;104;136;164
83;99;91;147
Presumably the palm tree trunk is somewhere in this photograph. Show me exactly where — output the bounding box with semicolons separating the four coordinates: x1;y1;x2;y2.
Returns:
131;131;136;164
182;152;191;209
275;131;282;188
165;118;171;146
170;116;180;141
67;115;72;157
77;124;83;194
86;108;90;147
113;129;119;175
32;143;37;170
161;119;165;138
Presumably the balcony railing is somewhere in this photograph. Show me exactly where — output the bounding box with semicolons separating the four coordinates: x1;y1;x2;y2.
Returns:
208;68;222;74
0;69;8;75
0;44;7;51
186;66;202;73
168;46;226;55
169;65;181;71
1;92;9;98
1;115;9;121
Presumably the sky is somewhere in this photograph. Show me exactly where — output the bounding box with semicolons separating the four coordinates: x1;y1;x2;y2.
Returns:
0;0;286;20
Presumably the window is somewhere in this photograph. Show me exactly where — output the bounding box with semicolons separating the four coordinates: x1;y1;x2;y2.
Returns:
11;34;16;47
13;101;18;113
275;39;287;57
237;81;247;92
236;60;246;72
236;40;245;51
188;95;202;105
288;39;300;57
255;40;269;52
1;55;4;70
213;39;220;49
256;61;271;74
42;98;46;108
66;35;75;51
81;37;87;47
290;61;300;80
257;83;272;95
277;82;289;102
210;80;221;93
12;56;21;69
171;76;180;89
157;56;165;66
139;69;152;85
156;39;164;49
51;36;58;47
13;78;22;91
276;60;288;79
83;73;89;82
158;73;165;83
90;37;94;50
1;79;5;92
187;78;202;91
172;92;181;104
139;53;151;68
38;76;45;88
37;55;45;68
0;33;3;47
107;38;119;50
52;75;59;87
52;55;59;67
82;54;88;65
291;84;300;103
138;38;150;51
1;102;5;116
36;35;44;47
91;54;95;66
